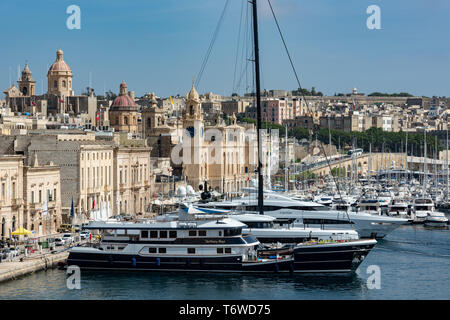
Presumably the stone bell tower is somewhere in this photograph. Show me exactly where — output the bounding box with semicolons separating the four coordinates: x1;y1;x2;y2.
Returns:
17;64;36;96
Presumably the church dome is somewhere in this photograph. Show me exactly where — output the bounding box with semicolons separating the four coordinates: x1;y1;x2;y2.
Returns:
112;95;135;107
111;81;136;108
48;49;72;73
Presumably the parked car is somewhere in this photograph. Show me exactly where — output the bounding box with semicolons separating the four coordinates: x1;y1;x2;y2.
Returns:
54;237;65;246
1;249;10;259
80;231;91;240
62;233;74;244
1;248;19;259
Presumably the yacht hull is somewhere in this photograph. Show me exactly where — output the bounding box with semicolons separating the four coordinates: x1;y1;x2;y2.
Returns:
67;249;294;273
292;240;377;273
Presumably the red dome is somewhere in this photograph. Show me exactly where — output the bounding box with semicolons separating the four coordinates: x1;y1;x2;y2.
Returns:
112;95;135;107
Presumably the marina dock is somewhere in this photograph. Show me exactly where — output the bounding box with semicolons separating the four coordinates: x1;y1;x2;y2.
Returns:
0;250;68;283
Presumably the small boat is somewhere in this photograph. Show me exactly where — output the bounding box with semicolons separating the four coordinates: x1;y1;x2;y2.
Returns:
424;212;449;227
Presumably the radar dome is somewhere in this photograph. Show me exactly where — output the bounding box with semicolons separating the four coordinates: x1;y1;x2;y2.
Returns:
177;186;187;197
186;185;195;195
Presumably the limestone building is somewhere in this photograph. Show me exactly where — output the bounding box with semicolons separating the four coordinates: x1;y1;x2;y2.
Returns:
113;146;152;215
0;156;24;241
177;85;255;192
23;157;62;236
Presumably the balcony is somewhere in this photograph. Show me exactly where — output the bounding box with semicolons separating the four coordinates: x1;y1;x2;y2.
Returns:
11;198;23;208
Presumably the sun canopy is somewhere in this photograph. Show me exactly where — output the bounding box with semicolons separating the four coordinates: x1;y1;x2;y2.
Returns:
11;227;33;236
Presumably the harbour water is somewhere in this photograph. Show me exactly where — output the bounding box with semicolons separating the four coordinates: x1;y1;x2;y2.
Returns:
0;224;448;300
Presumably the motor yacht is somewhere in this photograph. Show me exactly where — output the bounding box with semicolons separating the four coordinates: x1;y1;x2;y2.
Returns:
67;205;294;273
195;188;408;239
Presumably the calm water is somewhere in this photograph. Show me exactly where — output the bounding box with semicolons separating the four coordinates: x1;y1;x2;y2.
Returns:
0;224;449;300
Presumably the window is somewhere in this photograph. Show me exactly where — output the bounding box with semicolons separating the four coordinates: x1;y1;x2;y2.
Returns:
224;228;240;237
39;190;42;203
198;230;206;237
159;231;167;238
217;248;224;254
187;248;195;254
12;182;15;199
158;248;166;254
225;248;232;254
1;183;5;199
189;230;197;237
169;231;177;238
149;248;157;253
150;231;158;238
31;191;35;203
141;231;148;238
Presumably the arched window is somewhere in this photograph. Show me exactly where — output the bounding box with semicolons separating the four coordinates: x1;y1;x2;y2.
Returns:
1;218;5;238
54;80;57;88
62;80;66;88
12;216;16;231
124;116;128;125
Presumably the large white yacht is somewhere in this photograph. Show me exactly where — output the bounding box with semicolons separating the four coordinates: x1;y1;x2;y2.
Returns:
67;205;293;273
195;188;408;239
68;205;377;273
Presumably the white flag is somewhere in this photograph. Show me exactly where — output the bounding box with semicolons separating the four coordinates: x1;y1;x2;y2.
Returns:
42;200;49;217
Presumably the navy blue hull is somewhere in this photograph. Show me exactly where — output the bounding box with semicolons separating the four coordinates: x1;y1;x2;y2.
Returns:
292;242;376;272
67;252;294;273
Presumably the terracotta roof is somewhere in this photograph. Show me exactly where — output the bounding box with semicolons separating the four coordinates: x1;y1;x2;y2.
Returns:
49;61;71;72
112;95;136;108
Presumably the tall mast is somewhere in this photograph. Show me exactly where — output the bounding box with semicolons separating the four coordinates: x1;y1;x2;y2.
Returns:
252;0;264;215
405;117;408;181
447;118;449;201
423;130;427;196
285;124;288;191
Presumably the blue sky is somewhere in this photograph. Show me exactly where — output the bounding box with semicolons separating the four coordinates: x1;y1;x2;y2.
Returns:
1;0;449;98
